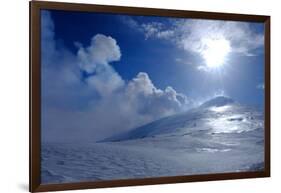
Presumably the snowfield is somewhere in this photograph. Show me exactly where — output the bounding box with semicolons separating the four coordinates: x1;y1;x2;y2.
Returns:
41;96;264;184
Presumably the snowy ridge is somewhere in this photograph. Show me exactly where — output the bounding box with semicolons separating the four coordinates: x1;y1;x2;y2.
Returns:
102;96;262;142
200;96;235;108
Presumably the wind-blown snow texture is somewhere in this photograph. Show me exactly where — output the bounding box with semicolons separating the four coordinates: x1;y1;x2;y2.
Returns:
41;97;264;184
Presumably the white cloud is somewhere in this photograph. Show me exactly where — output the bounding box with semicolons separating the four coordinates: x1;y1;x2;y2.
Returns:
41;10;58;68
126;72;159;96
77;34;121;73
177;19;264;57
125;72;190;118
141;22;174;40
41;10;84;104
123;17;264;70
86;65;124;97
41;11;193;142
76;34;124;96
80;72;192;141
119;15;140;29
120;16;174;40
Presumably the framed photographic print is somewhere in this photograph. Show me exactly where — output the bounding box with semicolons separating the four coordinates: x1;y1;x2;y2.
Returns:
30;1;270;192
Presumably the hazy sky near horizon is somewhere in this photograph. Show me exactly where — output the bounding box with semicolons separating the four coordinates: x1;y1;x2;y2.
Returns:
41;10;265;142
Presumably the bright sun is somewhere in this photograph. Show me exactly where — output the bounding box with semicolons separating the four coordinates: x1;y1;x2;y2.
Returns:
201;38;231;68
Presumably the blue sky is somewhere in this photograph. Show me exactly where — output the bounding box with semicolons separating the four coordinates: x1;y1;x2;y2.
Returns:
41;10;265;142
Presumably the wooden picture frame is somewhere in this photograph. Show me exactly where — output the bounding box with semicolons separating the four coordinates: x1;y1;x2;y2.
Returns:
30;1;270;192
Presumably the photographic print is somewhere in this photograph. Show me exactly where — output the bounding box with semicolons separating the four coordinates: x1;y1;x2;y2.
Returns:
40;9;266;184
30;2;270;191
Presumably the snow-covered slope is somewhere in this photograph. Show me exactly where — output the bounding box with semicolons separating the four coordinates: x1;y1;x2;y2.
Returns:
102;96;263;142
42;96;264;184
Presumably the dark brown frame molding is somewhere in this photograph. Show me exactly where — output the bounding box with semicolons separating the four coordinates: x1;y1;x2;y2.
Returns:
30;1;270;192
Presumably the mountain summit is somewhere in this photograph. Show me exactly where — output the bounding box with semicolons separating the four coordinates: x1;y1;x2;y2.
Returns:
200;96;235;108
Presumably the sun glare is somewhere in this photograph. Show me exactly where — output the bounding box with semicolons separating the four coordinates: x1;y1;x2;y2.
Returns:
201;38;231;69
